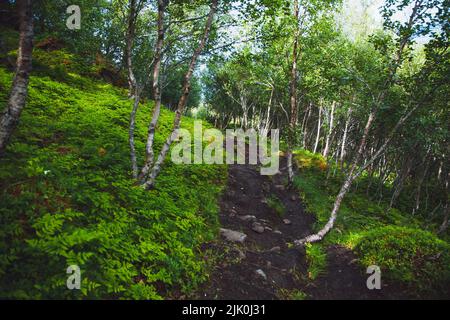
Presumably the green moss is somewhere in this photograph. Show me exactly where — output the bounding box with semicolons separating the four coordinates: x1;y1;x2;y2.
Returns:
278;288;308;300
305;243;327;280
294;149;327;171
0;44;226;299
354;226;450;293
267;195;285;217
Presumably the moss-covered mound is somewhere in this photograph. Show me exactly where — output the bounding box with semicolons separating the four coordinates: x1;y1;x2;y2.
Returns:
355;226;450;292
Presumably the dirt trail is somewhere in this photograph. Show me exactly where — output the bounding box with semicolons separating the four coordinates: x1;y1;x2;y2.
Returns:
194;156;414;300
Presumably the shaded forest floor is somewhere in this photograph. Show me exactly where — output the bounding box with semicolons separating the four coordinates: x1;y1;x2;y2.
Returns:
192;157;427;300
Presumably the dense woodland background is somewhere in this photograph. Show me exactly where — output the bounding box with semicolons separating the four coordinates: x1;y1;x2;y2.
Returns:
0;0;449;299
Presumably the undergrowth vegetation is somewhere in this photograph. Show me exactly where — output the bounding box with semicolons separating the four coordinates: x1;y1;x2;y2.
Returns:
0;35;226;299
266;195;285;217
293;150;450;296
305;243;327;280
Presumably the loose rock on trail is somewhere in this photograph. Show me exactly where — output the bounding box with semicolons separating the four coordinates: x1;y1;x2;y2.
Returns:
193;150;414;299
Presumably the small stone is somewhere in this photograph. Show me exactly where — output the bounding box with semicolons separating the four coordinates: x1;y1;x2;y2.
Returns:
269;246;281;253
273;230;282;235
264;226;273;231
220;228;247;243
255;269;267;280
291;195;296;201
238;215;257;222
275;185;285;191
283;219;292;225
251;222;265;234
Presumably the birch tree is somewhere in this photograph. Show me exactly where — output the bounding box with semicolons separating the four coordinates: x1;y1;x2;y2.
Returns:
287;0;300;185
142;0;219;189
138;0;169;181
296;0;447;244
0;0;33;156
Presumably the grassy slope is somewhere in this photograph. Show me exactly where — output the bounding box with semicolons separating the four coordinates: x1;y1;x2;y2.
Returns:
0;31;226;299
293;150;450;296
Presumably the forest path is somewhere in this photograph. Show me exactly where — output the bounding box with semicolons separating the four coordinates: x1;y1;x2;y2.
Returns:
193;156;403;300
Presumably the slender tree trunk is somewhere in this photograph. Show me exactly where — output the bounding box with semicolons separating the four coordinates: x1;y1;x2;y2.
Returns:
366;157;377;197
143;0;218;189
340;107;351;163
389;154;413;209
438;204;449;234
323;101;335;158
300;101;309;135
241;95;249;130
129;91;141;178
301;102;311;149
261;86;274;137
438;173;449;234
296;171;355;245
125;0;145;178
286;0;300;186
296;110;376;245
138;0;168;182
0;0;33;156
377;159;387;201
124;0;138;98
412;151;430;215
437;160;443;180
313;103;322;154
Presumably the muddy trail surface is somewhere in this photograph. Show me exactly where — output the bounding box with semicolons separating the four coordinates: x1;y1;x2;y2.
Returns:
194;156;415;300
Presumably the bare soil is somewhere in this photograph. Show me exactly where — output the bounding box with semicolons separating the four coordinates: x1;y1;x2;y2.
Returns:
193;156;420;300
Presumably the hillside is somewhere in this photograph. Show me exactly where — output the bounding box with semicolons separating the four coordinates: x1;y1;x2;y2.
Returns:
0;29;226;299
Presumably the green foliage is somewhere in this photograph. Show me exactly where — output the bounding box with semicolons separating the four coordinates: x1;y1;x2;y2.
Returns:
0;27;19;57
293;149;327;171
293;151;450;294
0;45;226;299
354;226;450;293
290;290;307;300
305;243;327;280
266;195;285;217
294;155;420;246
278;288;308;300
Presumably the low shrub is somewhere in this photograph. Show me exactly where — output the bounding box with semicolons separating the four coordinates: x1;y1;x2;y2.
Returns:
354;226;450;293
305;243;327;280
294;149;327;171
